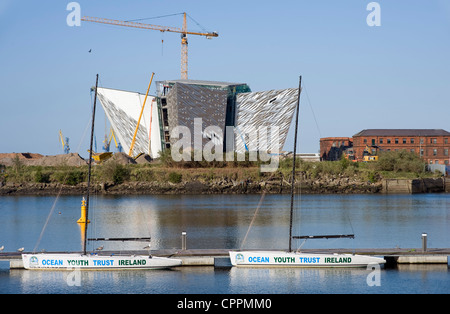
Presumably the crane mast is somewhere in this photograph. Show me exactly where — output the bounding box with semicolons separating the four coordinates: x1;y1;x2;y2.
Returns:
81;13;218;79
181;13;188;80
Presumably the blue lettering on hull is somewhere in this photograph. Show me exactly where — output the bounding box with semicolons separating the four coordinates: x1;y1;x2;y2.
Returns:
248;256;270;263
42;259;63;266
298;257;320;263
93;259;114;266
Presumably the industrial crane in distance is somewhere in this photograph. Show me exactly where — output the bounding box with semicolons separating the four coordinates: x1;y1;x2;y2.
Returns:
59;130;70;154
103;127;122;153
81;13;219;80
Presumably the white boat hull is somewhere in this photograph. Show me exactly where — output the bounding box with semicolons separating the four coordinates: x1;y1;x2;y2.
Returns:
229;251;385;268
22;253;182;270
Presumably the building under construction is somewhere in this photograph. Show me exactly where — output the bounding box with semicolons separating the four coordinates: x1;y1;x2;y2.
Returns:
81;14;299;159
97;79;299;159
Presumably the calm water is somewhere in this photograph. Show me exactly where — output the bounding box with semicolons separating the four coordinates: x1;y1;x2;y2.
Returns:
0;193;449;294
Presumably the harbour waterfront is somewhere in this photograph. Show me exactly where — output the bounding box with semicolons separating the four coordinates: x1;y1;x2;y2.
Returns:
0;193;449;293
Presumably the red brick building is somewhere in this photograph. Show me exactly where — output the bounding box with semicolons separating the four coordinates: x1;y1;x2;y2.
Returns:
319;137;353;161
320;129;450;165
353;129;450;165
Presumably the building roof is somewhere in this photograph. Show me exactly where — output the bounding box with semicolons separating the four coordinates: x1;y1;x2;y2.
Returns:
157;79;248;88
353;129;450;137
320;137;353;141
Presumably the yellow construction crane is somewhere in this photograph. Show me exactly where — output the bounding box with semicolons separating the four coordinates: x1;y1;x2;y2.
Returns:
81;13;218;79
103;127;122;152
59;130;70;154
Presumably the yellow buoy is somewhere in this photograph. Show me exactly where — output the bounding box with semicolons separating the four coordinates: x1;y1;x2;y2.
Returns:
77;197;90;224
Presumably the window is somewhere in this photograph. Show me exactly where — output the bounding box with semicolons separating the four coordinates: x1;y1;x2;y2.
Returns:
420;149;424;156
445;149;448;156
445;138;448;144
402;138;406;144
410;138;414;144
420;138;424;144
387;139;391;144
433;149;437;156
431;138;437;144
371;139;376;146
363;139;367;144
379;138;383;144
395;138;399;144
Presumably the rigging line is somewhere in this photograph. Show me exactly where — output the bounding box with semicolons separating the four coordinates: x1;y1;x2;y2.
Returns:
124;12;184;23
33;85;97;253
161;32;164;56
345;206;355;237
239;191;266;250
292;161;302;246
76;104;93;155
97;78;153;245
131;197;153;249
296;238;308;253
32;191;63;253
124;13;209;34
302;83;322;138
293;156;301;246
88;79;105;251
186;13;208;33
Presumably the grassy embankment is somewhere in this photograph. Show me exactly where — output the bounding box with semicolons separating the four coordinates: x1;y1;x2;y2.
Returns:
0;150;441;189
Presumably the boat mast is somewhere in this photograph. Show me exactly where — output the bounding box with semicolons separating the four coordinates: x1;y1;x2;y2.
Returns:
83;74;99;255
289;75;302;253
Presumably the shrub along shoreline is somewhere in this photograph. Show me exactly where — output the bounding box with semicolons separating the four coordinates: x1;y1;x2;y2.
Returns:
0;150;441;196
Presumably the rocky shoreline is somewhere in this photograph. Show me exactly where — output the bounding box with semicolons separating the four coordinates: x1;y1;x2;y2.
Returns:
5;151;447;196
0;175;382;196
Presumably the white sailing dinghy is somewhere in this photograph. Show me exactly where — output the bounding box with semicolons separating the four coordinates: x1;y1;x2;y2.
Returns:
22;75;182;270
229;76;385;268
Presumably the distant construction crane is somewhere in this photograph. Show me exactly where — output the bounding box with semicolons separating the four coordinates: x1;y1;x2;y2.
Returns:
81;13;218;79
59;130;70;154
103;127;122;152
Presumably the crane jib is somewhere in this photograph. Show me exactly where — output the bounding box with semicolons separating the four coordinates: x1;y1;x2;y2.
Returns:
80;14;218;80
80;16;218;37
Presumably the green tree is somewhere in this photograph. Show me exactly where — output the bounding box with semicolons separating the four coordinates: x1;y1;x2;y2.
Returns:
376;150;425;173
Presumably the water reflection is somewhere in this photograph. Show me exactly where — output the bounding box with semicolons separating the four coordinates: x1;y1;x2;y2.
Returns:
0;194;449;253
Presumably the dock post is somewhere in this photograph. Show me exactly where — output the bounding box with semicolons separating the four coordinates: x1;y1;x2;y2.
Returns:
422;233;427;252
182;231;187;250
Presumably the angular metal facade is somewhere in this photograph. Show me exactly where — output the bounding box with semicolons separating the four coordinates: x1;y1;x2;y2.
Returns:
234;88;299;153
96;87;162;157
166;82;228;148
156;79;251;150
98;80;298;159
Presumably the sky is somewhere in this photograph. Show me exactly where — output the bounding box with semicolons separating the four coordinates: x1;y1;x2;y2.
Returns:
0;0;449;157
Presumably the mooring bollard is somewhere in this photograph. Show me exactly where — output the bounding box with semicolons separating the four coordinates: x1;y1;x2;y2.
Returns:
422;233;427;252
182;231;187;250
